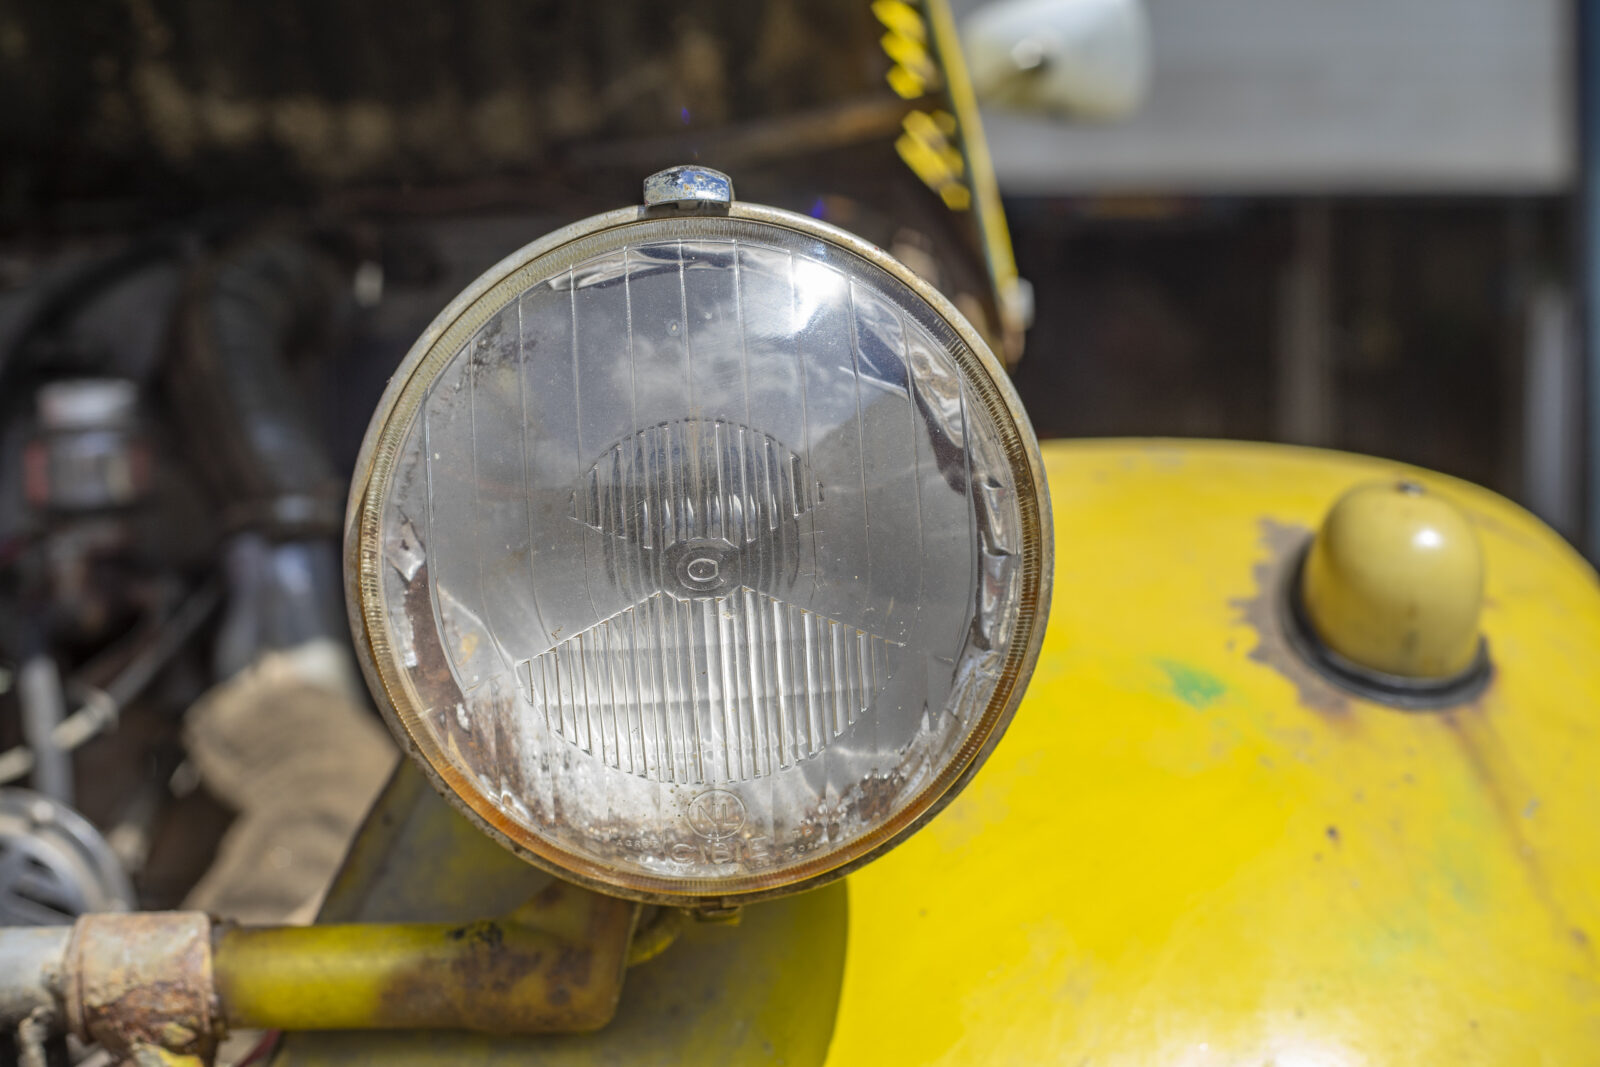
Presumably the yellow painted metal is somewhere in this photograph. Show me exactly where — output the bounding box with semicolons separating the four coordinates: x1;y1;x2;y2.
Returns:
279;438;1600;1064
1302;480;1486;678
830;439;1600;1064
923;0;1029;365
624;908;687;968
218;883;636;1034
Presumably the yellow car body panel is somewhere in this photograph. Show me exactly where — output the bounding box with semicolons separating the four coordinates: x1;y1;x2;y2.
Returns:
278;438;1600;1065
832;438;1600;1065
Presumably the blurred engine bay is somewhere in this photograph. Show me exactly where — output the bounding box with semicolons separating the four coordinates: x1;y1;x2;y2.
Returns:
0;0;1004;945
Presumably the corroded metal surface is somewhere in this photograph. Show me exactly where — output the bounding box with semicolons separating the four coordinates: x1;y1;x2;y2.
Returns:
214;881;637;1034
2;878;638;1057
273;763;849;1065
642;165;734;205
65;911;215;1060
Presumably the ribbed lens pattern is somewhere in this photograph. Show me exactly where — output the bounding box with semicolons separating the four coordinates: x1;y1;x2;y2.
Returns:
573;417;816;549
572;417;816;599
520;588;896;784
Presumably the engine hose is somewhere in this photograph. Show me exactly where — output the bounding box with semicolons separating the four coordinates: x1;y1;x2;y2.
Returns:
170;234;345;536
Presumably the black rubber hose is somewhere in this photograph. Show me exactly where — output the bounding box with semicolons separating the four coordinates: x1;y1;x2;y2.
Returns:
0;231;185;387
169;234;345;535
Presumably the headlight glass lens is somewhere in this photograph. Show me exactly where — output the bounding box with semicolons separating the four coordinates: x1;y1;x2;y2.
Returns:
353;206;1048;901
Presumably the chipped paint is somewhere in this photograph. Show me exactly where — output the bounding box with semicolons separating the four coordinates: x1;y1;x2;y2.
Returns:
1158;659;1226;709
1230;518;1353;716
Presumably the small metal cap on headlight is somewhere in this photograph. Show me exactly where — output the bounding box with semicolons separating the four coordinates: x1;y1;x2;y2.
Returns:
643;166;735;207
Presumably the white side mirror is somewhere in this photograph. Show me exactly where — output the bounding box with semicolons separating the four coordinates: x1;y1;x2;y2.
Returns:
962;0;1150;121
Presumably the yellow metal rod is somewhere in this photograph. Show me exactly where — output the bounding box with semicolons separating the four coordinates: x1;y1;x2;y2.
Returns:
212;882;638;1035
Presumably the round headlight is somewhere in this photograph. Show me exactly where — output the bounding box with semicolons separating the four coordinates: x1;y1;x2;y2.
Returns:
347;168;1051;905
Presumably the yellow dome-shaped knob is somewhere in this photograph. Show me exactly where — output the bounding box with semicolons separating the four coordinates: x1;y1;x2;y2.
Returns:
1299;480;1484;680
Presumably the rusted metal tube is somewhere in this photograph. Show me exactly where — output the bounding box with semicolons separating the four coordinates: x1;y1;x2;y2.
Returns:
212;880;637;1035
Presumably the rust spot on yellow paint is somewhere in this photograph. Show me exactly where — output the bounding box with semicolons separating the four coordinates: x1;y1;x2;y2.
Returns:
1231;518;1351;717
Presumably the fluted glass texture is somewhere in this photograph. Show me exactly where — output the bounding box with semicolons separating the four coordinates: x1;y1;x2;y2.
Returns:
373;224;1027;889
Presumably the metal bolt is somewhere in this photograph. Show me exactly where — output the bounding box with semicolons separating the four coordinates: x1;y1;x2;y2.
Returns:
27;799;54;829
643;166;735;207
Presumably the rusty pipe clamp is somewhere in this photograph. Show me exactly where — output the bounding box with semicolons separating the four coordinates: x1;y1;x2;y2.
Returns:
66;911;219;1059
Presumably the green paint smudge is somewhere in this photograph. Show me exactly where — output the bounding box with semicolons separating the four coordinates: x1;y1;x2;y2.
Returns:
1158;660;1226;709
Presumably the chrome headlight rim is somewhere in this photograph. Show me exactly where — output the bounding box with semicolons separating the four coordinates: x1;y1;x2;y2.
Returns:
345;199;1052;906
